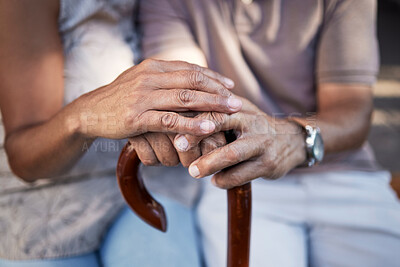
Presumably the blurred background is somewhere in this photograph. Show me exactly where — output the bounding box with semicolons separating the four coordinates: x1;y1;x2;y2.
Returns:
370;0;400;192
0;0;399;191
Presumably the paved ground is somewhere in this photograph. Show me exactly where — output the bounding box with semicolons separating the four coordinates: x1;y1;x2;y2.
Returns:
369;1;400;172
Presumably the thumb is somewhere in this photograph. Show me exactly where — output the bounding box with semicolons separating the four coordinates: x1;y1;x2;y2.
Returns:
174;112;242;152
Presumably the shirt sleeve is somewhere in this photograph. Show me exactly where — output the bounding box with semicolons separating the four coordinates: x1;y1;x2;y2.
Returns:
138;0;198;59
316;0;379;85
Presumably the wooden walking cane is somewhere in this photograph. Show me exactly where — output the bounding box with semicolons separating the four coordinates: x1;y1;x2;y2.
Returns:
117;141;252;267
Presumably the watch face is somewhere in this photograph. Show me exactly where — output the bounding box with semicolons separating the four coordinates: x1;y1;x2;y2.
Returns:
313;132;324;162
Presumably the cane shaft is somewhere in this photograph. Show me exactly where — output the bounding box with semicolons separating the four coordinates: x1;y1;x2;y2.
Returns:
227;183;252;267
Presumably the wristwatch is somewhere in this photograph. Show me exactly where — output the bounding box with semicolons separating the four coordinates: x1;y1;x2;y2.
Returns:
288;118;324;167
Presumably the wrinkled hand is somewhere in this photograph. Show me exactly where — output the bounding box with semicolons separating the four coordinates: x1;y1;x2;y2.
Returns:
129;131;226;167
174;97;307;189
129;111;227;167
76;59;242;139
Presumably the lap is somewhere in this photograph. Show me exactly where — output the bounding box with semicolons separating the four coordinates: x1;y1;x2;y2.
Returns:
305;170;400;267
196;178;307;267
309;224;400;267
99;194;201;267
197;171;400;267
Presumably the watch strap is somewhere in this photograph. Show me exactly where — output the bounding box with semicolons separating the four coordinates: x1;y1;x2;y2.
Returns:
286;117;315;168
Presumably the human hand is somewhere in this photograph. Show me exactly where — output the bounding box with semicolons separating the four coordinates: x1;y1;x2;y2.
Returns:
174;97;307;188
129;111;227;167
74;59;242;139
128;131;226;167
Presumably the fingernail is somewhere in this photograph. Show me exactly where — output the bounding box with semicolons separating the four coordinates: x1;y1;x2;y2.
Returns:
200;120;215;133
175;135;189;152
227;96;242;111
211;176;217;186
223;78;235;88
189;165;200;178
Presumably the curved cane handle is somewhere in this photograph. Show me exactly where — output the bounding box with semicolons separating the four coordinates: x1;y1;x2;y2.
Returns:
116;141;251;267
116;142;167;232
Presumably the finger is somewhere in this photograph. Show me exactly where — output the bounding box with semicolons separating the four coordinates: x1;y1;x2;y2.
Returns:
150;70;233;97
178;146;202;168
188;137;263;178
211;160;264;189
150;59;235;89
140;111;217;136
165;134;201;167
178;148;202;168
144;133;179;166
151;89;242;113
200;132;226;155
129;136;159;166
174;112;235;152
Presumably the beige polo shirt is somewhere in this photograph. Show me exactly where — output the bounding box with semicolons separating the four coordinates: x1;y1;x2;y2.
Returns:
139;0;380;172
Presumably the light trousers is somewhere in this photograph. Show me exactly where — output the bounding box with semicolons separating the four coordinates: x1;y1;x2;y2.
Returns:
197;170;400;267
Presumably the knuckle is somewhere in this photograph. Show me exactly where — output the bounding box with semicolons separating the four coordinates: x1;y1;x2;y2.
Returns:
207;137;219;145
189;70;207;88
204;142;217;152
209;112;226;127
214;133;227;146
268;160;278;170
133;74;152;89
193;63;202;71
139;73;156;86
131;76;143;88
263;157;277;170
214;139;226;148
184;119;196;132
177;89;195;105
161;113;179;130
141;58;156;69
202;137;219;151
189;63;203;73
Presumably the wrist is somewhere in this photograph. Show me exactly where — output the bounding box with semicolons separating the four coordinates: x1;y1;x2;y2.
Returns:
283;121;307;167
63;97;96;141
285;118;325;167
